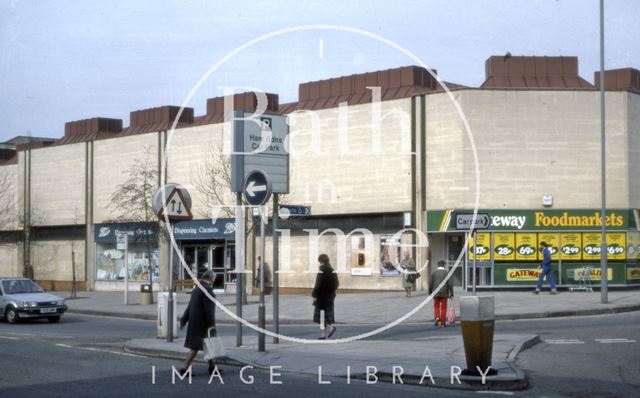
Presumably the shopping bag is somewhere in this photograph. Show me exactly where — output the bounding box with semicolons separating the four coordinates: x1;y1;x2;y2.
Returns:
203;327;226;360
447;302;456;325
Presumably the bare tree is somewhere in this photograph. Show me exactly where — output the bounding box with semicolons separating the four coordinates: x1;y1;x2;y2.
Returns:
194;137;236;218
0;167;17;231
108;145;159;294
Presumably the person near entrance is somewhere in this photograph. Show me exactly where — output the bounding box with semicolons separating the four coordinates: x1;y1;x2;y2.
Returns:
429;260;454;327
400;251;417;297
533;241;557;295
255;256;272;292
179;270;220;376
312;254;339;339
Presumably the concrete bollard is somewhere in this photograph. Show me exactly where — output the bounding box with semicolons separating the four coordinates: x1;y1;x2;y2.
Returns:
459;296;498;376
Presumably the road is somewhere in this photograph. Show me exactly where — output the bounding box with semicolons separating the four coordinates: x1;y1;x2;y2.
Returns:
0;312;638;397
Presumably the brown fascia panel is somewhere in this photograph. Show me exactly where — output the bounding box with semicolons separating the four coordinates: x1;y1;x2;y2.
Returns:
562;57;579;77
508;57;526;77
595;68;640;91
353;74;367;94
377;70;390;91
17;140;57;151
523;58;536;77
399;66;415;86
129;106;193;128
364;71;378;90
485;56;508;78
546;57;563;77
308;82;321;101
299;83;311;102
389;68;402;88
0;148;16;160
319;79;331;99
340;76;353;96
65;117;122;138
329;78;341;97
535;57;548;77
205;92;278;116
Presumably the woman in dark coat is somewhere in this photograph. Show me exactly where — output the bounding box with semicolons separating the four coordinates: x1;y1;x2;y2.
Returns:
312;254;339;339
179;270;218;375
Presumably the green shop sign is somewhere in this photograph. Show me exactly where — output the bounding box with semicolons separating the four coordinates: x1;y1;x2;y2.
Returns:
426;209;639;232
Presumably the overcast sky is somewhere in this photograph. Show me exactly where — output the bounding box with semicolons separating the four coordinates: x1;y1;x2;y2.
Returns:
1;0;638;141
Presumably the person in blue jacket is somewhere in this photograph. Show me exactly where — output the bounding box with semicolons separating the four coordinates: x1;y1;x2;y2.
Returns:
533;241;558;295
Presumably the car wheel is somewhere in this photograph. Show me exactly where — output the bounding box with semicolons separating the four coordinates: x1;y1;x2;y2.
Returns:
47;316;61;323
5;306;19;324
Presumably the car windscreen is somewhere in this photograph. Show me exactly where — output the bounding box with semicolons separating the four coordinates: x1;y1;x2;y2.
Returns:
1;280;44;294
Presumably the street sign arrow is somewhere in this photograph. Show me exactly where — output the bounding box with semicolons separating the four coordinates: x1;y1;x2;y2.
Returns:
246;180;268;198
243;170;272;206
455;213;491;230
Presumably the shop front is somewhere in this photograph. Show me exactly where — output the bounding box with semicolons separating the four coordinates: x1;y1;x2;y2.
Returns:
171;219;236;292
94;222;159;291
426;209;640;289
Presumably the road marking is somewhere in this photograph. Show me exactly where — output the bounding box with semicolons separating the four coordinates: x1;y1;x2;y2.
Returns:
55;344;144;358
0;335;20;340
595;338;636;344
0;331;34;336
544;339;585;344
476;391;515;396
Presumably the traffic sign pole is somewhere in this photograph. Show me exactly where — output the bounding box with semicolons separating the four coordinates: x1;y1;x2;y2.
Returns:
167;221;174;342
258;206;266;353
272;194;279;344
235;193;244;348
473;230;477;296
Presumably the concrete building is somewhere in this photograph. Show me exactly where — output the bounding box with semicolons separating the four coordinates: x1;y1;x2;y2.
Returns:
1;55;639;293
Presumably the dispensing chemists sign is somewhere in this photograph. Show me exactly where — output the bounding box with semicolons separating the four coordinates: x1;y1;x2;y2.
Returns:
231;112;289;194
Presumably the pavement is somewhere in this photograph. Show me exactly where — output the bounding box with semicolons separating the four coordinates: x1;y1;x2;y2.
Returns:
55;287;640;390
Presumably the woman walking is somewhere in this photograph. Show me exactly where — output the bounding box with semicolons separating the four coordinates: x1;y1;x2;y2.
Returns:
179;270;219;376
400;251;416;297
312;254;339;339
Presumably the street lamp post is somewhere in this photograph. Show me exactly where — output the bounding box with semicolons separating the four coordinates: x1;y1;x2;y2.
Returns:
599;0;608;304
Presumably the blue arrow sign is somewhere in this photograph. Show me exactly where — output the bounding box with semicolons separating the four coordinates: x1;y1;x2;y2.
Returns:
243;170;272;206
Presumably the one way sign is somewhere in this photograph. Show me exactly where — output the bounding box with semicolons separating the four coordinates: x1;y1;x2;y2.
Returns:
156;187;193;221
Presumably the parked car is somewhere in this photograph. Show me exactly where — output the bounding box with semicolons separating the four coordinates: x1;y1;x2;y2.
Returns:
0;278;68;323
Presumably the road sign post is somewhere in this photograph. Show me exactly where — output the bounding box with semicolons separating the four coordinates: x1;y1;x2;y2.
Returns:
455;213;491;296
117;233;129;305
152;183;193;343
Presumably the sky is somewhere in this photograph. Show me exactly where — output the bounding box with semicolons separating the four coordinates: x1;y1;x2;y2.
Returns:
1;0;639;141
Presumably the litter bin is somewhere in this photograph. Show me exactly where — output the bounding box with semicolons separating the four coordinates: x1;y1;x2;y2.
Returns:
459;296;498;376
140;284;154;305
157;292;179;338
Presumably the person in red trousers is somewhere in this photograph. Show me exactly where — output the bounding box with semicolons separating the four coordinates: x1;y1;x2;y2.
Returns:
429;260;454;327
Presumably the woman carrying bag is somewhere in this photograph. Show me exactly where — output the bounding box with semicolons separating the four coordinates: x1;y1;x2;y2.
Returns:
312;254;339;339
179;270;220;376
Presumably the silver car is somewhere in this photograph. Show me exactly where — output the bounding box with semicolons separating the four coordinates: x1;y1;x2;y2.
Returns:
0;278;68;323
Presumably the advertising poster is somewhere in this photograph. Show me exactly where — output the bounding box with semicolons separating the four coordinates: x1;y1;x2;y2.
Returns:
515;233;537;261
574;267;613;281
606;233;626;261
560;233;582;261
493;233;515;261
627;232;640;260
537;233;559;261
379;235;401;276
627;267;640;282
506;268;541;282
582;233;602;261
468;232;491;261
351;235;373;276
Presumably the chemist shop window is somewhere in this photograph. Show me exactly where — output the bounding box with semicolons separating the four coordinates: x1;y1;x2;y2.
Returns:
96;242;160;282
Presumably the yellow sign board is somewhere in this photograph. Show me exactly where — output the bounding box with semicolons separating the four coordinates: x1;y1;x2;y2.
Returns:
493;233;515;261
582;233;602;261
573;267;613;281
507;268;541;281
537;233;559;261
606;233;626;261
468;232;491;261
515;233;537;261
560;233;582;260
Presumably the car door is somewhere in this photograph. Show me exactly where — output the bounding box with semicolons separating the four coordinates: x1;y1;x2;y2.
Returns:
0;282;5;318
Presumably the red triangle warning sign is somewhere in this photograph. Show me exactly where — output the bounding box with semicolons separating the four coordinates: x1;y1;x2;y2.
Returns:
157;188;193;221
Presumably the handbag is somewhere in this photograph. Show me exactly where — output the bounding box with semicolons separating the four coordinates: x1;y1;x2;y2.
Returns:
447;301;456;325
203;327;226;360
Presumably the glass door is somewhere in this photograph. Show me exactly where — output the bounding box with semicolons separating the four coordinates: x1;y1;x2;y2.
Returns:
211;245;225;290
182;245;210;279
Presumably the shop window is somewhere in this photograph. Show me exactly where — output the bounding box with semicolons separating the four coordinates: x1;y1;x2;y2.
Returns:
96;243;160;282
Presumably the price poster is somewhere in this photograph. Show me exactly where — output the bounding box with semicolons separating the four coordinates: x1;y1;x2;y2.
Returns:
560;233;582;260
493;233;515;261
606;233;626;261
582;233;602;261
515;233;537;261
468;232;491;261
537;233;559;261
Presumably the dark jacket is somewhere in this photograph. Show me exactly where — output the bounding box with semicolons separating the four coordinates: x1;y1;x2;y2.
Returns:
181;282;216;351
312;264;339;310
429;266;454;298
